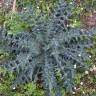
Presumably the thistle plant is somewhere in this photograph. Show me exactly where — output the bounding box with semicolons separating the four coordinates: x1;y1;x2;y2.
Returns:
0;0;96;96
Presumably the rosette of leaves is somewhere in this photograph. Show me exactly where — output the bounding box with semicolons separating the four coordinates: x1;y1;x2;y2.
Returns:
0;0;96;96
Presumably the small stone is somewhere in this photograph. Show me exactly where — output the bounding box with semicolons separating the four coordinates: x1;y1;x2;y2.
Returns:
90;68;93;72
80;29;85;32
78;54;81;57
82;91;85;94
72;92;75;94
24;7;27;10
85;71;89;74
70;2;72;4
93;65;96;71
5;3;8;6
77;88;80;90
40;1;42;2
37;6;39;9
74;20;77;23
74;87;77;90
13;87;16;90
81;8;83;10
80;82;83;85
74;64;76;69
66;24;69;27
